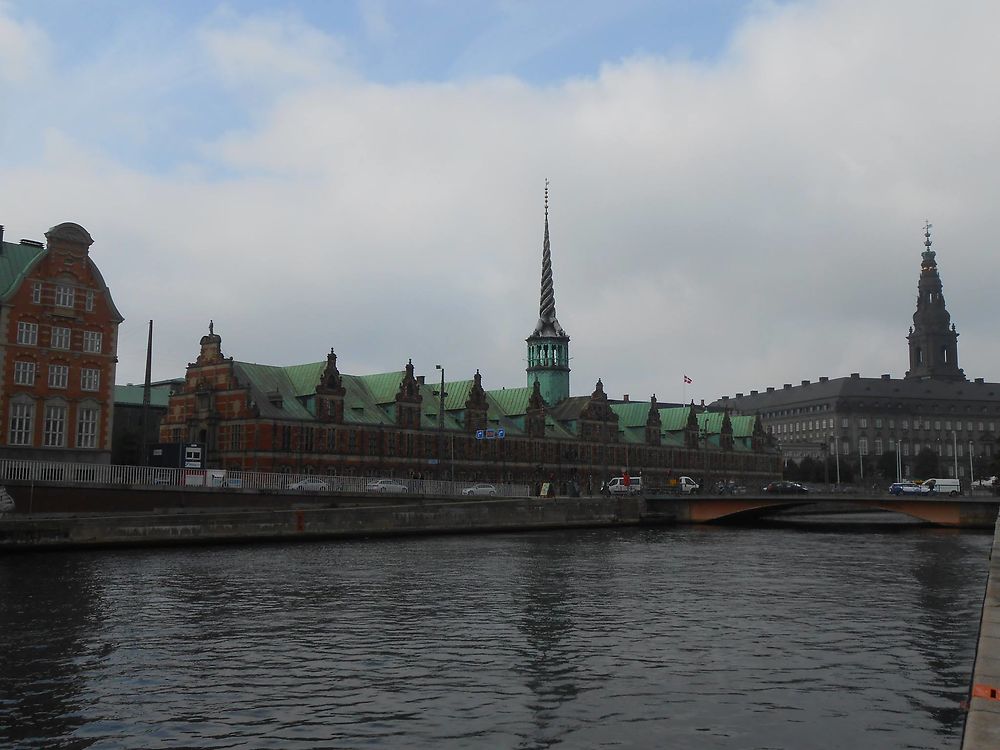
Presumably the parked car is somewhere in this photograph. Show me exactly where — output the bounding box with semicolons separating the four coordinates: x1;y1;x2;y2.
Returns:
462;483;497;496
366;478;408;493
888;481;928;496
288;478;330;491
762;481;810;495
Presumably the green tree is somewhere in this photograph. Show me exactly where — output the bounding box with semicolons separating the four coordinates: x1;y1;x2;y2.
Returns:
914;447;939;479
877;451;898;480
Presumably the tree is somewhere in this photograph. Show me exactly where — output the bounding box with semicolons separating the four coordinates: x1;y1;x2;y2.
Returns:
877;451;898;480
914;447;939;479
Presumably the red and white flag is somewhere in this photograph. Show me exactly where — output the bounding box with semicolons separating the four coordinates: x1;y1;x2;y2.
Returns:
683;375;693;384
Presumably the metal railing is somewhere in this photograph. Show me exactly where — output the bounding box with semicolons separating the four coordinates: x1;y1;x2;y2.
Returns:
0;458;529;498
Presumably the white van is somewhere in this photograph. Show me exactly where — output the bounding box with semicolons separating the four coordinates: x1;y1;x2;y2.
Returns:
606;476;642;495
923;478;961;496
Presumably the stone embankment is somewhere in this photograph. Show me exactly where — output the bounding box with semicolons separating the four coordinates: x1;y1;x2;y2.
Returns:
0;495;644;550
963;511;1000;748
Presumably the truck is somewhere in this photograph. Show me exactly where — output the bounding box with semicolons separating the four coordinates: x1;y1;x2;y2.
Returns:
661;476;700;495
606;474;701;496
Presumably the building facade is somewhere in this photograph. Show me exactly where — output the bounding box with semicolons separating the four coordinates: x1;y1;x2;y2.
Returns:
159;197;779;489
0;223;123;463
718;226;999;483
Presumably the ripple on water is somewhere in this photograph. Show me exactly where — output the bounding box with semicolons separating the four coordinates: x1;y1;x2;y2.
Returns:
0;525;990;749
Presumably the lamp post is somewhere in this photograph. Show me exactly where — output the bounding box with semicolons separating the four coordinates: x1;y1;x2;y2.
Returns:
435;364;446;484
969;440;975;488
834;436;841;486
952;430;959;483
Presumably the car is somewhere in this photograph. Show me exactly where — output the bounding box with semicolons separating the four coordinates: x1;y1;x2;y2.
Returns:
888;481;929;496
462;483;497;496
288;478;330;492
762;481;810;495
366;479;408;493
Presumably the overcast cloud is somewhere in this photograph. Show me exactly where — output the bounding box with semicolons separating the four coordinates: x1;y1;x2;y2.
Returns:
1;0;997;406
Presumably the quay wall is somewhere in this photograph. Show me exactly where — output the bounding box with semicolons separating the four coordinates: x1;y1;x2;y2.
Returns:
963;511;1000;749
0;496;645;550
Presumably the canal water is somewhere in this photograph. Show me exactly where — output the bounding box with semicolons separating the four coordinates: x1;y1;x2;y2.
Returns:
0;521;990;749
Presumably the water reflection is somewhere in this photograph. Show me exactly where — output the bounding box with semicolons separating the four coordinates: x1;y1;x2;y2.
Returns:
0;525;991;749
0;553;99;749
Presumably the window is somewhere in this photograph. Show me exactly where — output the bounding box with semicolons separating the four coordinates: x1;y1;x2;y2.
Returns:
934;420;941;431
80;368;100;392
229;424;243;451
875;418;883;429
874;438;883;455
889;419;895;429
83;331;102;353
968;421;974;432
31;282;42;303
902;443;910;456
841;418;849;429
13;361;36;385
902;419;909;430
85;290;95;312
76;408;98;448
17;321;38;345
841;440;850;455
8;402;34;445
859;418;868;429
945;420;951;431
43;404;66;447
957;443;964;458
48;364;68;389
51;326;71;350
55;284;75;308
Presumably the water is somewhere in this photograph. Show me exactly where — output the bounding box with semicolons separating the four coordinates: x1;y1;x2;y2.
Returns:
0;522;990;749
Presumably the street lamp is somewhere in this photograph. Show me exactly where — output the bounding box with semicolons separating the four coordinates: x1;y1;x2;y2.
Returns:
435;364;446;484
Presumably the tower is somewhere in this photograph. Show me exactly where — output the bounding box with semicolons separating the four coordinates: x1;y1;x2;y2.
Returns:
525;181;570;405
905;223;965;381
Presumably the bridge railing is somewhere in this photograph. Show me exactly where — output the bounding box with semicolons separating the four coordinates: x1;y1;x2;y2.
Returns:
0;459;529;498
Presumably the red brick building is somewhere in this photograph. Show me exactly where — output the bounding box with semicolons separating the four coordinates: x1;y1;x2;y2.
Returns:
158;325;780;488
0;223;123;463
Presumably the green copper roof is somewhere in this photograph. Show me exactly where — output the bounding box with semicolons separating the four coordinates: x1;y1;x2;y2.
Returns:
114;382;179;408
0;241;45;300
359;371;406;405
487;386;533;417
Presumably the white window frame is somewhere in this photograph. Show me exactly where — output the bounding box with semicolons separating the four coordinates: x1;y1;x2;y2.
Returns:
55;284;75;308
13;361;36;385
16;321;38;345
83;331;103;354
43;404;67;447
80;367;100;392
31;281;42;303
8;401;34;445
76;407;98;449
48;364;69;389
85;290;95;312
51;326;71;350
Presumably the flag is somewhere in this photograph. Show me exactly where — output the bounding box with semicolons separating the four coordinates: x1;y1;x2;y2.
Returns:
683;375;693;384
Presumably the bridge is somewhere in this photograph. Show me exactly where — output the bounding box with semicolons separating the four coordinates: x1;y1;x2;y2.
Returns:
642;492;1000;528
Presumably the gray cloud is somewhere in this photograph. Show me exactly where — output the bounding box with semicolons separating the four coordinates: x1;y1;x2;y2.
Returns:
1;0;997;407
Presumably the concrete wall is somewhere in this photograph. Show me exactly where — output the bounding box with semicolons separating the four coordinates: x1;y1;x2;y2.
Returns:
963;511;1000;748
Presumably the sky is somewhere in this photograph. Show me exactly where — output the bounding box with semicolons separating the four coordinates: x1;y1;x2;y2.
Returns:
2;0;998;407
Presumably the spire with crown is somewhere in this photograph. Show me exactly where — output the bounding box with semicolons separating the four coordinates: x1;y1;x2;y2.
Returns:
906;222;965;381
526;180;571;404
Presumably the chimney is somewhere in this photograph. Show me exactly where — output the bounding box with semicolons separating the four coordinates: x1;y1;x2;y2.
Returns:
881;374;891;380
801;380;810;386
850;373;860;379
736;393;743;398
766;387;774;393
0;224;4;250
623;394;629;402
783;384;792;389
975;377;985;384
819;376;828;383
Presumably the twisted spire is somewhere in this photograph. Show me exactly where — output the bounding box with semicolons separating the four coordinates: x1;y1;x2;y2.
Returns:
531;179;566;337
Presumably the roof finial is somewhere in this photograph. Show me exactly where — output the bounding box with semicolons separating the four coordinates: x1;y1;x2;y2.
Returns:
924;220;932;250
209;319;214;335
544;178;549;218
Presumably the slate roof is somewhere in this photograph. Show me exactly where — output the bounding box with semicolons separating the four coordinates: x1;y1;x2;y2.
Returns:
718;374;1000;415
